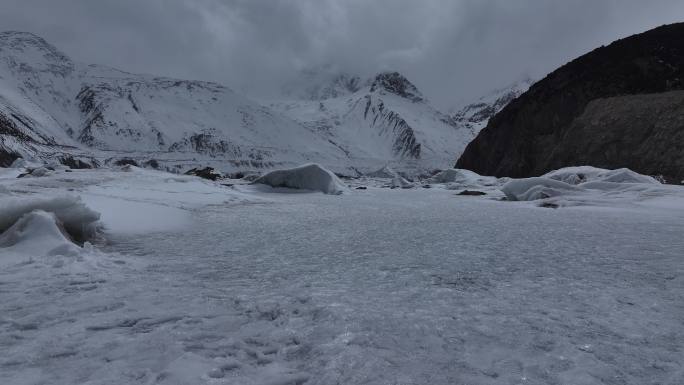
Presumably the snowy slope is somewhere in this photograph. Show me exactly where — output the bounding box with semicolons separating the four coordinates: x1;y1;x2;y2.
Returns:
0;31;349;171
450;77;534;135
0;31;535;175
270;72;474;173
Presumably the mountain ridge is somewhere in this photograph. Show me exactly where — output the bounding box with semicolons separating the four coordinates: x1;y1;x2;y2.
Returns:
456;22;684;183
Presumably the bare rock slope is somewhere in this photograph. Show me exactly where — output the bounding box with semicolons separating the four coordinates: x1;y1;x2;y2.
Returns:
456;23;684;183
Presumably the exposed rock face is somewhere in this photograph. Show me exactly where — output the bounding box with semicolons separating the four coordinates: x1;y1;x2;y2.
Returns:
370;72;424;103
546;91;684;182
456;23;684;183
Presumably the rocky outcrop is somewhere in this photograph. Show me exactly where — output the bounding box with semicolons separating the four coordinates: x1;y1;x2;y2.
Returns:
456;23;684;183
185;167;222;181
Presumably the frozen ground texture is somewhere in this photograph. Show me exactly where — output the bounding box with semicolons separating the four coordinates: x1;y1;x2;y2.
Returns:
1;165;683;384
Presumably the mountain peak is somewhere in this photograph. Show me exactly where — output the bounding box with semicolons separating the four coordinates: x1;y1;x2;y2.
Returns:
369;72;423;102
0;30;74;76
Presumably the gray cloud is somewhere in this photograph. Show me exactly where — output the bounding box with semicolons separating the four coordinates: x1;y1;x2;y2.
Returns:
1;0;683;108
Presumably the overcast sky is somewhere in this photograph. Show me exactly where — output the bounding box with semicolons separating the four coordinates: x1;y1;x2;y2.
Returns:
1;0;683;108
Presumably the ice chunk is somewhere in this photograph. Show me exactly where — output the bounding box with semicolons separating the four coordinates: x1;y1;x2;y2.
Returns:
501;177;582;201
502;167;668;205
543;166;660;185
253;163;348;195
26;167;51;177
429;168;499;186
0;195;100;242
0;210;81;258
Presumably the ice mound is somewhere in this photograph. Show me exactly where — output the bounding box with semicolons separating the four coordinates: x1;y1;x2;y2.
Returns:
429;168;499;186
24;167;52;177
0;196;101;242
502;177;582;201
502;167;671;206
0;210;81;258
253;163;348;195
543;166;660;185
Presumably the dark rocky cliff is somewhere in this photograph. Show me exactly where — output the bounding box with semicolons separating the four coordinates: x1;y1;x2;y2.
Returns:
456;23;684;183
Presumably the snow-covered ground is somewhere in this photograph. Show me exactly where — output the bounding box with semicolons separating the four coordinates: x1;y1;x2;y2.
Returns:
1;166;684;385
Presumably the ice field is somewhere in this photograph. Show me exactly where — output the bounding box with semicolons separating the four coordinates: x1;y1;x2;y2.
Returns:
1;166;683;385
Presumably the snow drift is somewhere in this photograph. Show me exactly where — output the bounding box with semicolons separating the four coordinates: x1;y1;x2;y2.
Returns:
253;163;348;195
0;195;100;243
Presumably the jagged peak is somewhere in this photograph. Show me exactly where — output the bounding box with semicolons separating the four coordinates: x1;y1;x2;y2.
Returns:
369;72;423;102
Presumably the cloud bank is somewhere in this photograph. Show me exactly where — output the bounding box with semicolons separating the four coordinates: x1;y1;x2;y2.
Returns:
1;0;683;107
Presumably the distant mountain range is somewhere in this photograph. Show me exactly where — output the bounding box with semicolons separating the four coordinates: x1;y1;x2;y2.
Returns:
0;31;528;175
449;78;534;136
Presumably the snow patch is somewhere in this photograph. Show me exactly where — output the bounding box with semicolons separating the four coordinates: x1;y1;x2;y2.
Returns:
253;163;348;195
82;194;191;235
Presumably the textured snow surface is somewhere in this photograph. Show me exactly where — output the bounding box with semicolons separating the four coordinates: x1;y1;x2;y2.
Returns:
253;163;348;195
1;167;684;384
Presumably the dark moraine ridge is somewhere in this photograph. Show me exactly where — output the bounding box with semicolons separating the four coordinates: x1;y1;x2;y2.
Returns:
456;23;684;183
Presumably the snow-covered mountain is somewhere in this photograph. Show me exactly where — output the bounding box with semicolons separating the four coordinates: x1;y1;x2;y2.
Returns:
269;71;474;172
450;77;534;135
0;31;518;175
0;32;351;172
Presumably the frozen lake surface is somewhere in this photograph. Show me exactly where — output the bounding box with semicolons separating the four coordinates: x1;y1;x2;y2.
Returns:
1;169;684;384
